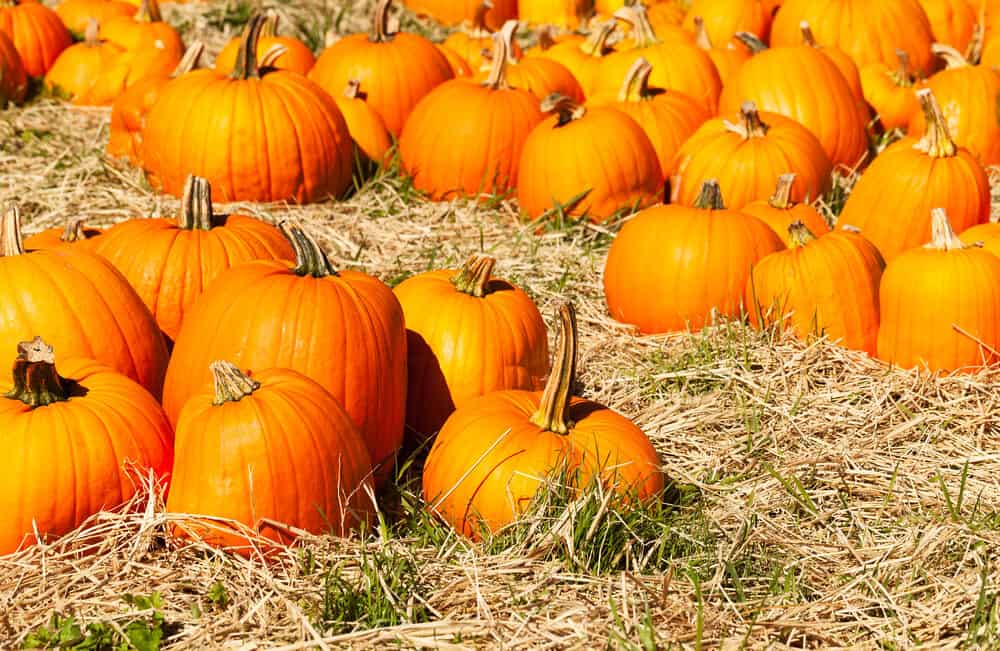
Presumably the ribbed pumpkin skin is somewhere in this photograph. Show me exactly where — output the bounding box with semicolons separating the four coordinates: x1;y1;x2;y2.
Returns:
959;223;1000;255
746;229;884;354
165;367;374;550
0;356;173;556
672;109;833;209
23;224;102;250
683;0;772;46
0;30;25;104
162;262;407;484
531;36;607;96
595;42;721;114
916;0;976;52
741;196;830;246
603;201;785;333
393;266;549;437
770;0;935;75
719;45;869;168
859;61;924;131
43;37;123;103
476;57;584;102
0;1;72;77
422;392;664;539
106;72;166;162
402;0;517;29
56;0;136;36
517;0;588;28
215;35;315;76
140;69;354;203
437;43;473;77
400;80;543;200
333;91;393;166
703;45;750;84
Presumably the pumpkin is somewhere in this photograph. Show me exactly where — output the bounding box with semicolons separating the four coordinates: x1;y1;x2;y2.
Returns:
839;88;989;261
646;1;686;32
741;173;831;246
162;222;406;485
141;15;354;203
165;361;373;551
394;255;549;439
97;0;178;51
746;222;884;354
959;223;1000;255
473;21;584;102
594;4;721;113
0;205;168;397
906;44;1000;166
587;58;709;179
403;0;517;29
682;0;772;46
604;180;784;333
859;49;924;131
309;0;454;136
214;9;315;76
877;208;1000;371
916;0;976;53
422;303;664;540
55;0;134;38
517;93;663;222
0;29;26;104
105;40;203;164
691;16;750;84
0;337;173;556
23;218;102;251
797;21;864;100
91;176;294;342
437;43;474;77
334;80;393;167
672;101;833;209
518;0;591;29
720;36;870;168
400;30;543;200
442;0;521;72
0;0;72;77
770;0;936;75
528;18;616;96
43;20;123;103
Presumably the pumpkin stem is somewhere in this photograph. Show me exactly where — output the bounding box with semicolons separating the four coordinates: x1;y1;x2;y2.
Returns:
135;0;163;23
179;175;214;231
612;5;659;48
617;57;653;103
482;22;516;89
914;88;956;158
344;79;363;99
768;173;797;209
734;31;768;53
541;93;586;126
84;19;99;45
4;337;70;407
724;101;769;139
693;179;724;210
231;14;266;80
259;43;289;67
692;16;712;50
280;220;339;278
925;208;967;251
262;8;280;38
579;19;617;57
469;0;493;37
450;255;496;297
965;22;984;65
497;19;520;64
60;218;89;243
931;43;969;69
799;20;818;48
891;49;914;86
370;0;396;43
172;41;205;77
0;204;24;257
787;221;817;248
528;303;577;435
210;360;260;405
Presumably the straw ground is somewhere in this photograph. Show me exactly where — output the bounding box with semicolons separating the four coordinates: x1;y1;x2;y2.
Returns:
3;1;1000;648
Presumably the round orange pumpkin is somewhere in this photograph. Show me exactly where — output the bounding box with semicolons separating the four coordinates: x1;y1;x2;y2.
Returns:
859;50;925;131
214;9;315;76
43;20;123;103
797;21;864;100
683;0;772;46
691;16;750;84
334;79;393;167
23;218;102;251
56;0;135;37
473;20;583;102
0;0;72;77
437;43;474;77
442;0;521;72
740;173;831;246
959;222;1000;255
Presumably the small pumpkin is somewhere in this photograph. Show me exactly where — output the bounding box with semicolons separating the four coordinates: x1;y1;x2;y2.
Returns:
603;180;784;333
23;218;102;251
402;0;517;29
214;9;315;76
165;361;374;552
518;0;591;29
691;16;750;84
859;49;924;131
334;80;393;167
0;0;72;77
442;0;521;72
0;337;173;556
43;20;123;103
393;255;549;439
473;20;584;102
682;0;772;46
422;303;665;540
959;222;1000;255
528;18;616;96
55;0;134;38
517;93;663;222
740;173;831;246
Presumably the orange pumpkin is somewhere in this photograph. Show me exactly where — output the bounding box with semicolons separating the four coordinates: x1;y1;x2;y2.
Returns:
400;30;543;200
23;218;103;251
877;208;1000;372
0;30;24;104
798;21;864;100
437;43;474;77
840;88;990;261
473;21;583;101
859;50;924;131
683;0;772;46
334;80;393;167
672;101;833;209
442;1;521;72
393;255;549;438
43;20;122;103
55;0;135;37
916;0;976;53
741;173;831;246
0;337;173;556
214;9;315;76
746;222;884;354
422;303;664;539
403;0;517;29
162;222;406;486
518;0;590;29
959;222;1000;254
528;18;616;96
0;0;72;77
309;0;454;136
603;180;785;333
166;361;374;552
517;93;663;222
691;16;750;83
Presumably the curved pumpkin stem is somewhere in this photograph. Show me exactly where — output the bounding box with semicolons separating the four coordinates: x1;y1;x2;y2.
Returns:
482;23;515;89
787;221;817;248
768;173;796;210
724;101;769;139
529;303;577;435
211;360;260;405
965;22;984;65
925;208;967;251
231;14;266;80
0;204;23;257
370;0;397;43
612;5;659;48
932;43;969;69
260;43;289;68
261;8;281;38
172;41;205;77
135;0;163;23
61;218;90;243
280;220;338;278
541;93;586;126
617;57;654;103
734;31;768;54
451;255;496;297
179;175;214;231
496;20;520;65
579;20;617;57
799;21;819;48
5;337;69;407
914;88;956;158
693;179;725;210
692;16;712;50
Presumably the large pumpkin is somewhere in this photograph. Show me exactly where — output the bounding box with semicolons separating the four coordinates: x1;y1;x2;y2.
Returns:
877;208;1000;372
393;255;549;439
214;9;314;76
603;180;785;333
141;15;354;203
839;88;989;262
741;173;831;246
166;361;374;552
0;0;72;77
0;205;168;397
0;337;173;556
422;303;664;539
746;223;884;354
859;50;924;131
162;222;406;485
671;101;833;209
309;0;454;136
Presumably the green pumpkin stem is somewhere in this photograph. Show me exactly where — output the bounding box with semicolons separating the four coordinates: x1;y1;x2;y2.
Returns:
692;16;712;50
579;20;617;57
171;41;205;77
210;360;260;404
734;31;768;54
451;255;496;297
231;13;266;80
612;5;659;48
925;208;967;251
529;303;578;435
370;0;396;43
178;175;214;231
135;0;163;23
541;93;586;127
914;88;956;158
787;221;817;248
617;57;653;103
1;204;24;257
693;179;725;210
725;101;768;139
280;220;339;278
768;173;796;209
483;22;516;89
5;337;70;407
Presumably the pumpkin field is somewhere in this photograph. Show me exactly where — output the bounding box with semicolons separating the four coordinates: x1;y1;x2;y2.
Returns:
2;0;1000;648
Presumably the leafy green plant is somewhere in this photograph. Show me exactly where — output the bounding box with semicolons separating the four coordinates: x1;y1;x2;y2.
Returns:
23;593;168;651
